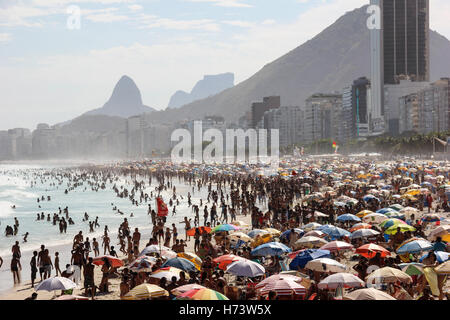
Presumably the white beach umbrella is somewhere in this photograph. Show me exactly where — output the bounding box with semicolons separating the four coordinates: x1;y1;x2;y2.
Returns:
226;260;265;277
35;277;77;292
318;273;365;290
305;258;346;273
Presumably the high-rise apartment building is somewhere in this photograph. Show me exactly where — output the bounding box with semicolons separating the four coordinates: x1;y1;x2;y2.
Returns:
383;0;430;84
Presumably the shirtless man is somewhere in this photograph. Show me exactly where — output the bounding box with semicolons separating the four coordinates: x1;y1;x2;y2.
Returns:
102;234;111;255
84;257;96;299
179;217;192;241
92;238;100;257
12;241;21;259
42;249;53;279
37;245;45;281
11;256;22;284
132;228;141;252
30;251;37;288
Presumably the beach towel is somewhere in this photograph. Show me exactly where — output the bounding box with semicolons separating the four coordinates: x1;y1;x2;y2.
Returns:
423;267;440;296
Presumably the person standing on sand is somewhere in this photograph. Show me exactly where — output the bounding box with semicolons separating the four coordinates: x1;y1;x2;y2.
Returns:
30;251;38;288
54;252;62;276
102;234;111;255
93;238;100;257
11;255;21;284
84;257;96;300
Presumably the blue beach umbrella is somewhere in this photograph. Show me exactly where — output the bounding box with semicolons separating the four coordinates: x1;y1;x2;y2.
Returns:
251;242;292;257
289;249;331;270
161;257;197;272
376;208;397;215
419;251;450;263
318;225;351;239
336;214;362;223
280;228;305;241
396;239;434;255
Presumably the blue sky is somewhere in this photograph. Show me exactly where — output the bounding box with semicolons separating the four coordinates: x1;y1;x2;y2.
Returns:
1;0;449;130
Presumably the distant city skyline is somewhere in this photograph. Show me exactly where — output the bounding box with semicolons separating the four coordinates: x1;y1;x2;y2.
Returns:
1;0;449;130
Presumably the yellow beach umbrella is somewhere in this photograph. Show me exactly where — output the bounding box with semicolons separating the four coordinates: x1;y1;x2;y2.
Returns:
121;284;168;300
177;252;202;271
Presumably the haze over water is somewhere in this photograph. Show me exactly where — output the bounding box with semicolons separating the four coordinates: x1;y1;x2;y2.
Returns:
0;163;208;293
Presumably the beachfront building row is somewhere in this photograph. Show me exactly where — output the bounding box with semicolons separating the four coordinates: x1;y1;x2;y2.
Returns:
399;78;450;135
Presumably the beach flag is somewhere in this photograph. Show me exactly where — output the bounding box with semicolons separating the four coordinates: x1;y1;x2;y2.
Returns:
156;197;168;217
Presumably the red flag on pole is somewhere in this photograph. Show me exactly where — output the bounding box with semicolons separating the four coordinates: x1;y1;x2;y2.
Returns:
156;197;168;217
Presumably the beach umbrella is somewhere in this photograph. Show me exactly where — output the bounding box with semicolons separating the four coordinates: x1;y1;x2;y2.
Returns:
259;278;306;297
383;211;405;219
401;264;424;276
129;256;157;268
363;213;388;224
251;242;292;257
150;267;188;281
343;288;396;300
435;261;450;275
379;218;407;229
227;232;252;243
350;229;380;239
396;239;433;254
35;277;77;292
264;228;282;237
121;284;169;300
293;236;328;249
162;257;197;272
421;214;442;223
399;207;419;216
334;201;347;208
303;230;326;238
356;210;373;218
318;273;365;290
366;267;412;284
177;252;202;270
363;195;378;202
336;214;361;223
305;258;346;273
247;229;269;238
212;224;240;233
171;284;206;297
389;204;404;212
255;274;303;291
355;243;391;259
319;241;354;253
226;260;265;277
176;288;229;300
139;245;177;259
419;251;450;263
55;295;89;301
231;220;250;228
350;223;372;232
92;255;124;268
319;225;351;239
385;224;416;235
376;208;397;215
186;226;211;237
303;222;322;231
429;225;450;240
280;228;305;241
213;254;247;270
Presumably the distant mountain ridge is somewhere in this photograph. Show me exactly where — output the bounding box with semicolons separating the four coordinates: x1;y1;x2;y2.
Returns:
167;73;235;109
83;75;155;118
144;5;450;125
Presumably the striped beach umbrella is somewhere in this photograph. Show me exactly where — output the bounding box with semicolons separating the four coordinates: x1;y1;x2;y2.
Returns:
319;241;354;253
121;284;168;300
171;284;206;297
259;278;306;297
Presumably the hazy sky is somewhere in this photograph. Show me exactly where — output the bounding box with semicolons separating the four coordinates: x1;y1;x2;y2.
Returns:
1;0;449;130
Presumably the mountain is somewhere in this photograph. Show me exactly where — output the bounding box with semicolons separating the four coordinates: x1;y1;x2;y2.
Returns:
145;5;450;125
167;73;235;109
83;75;155;118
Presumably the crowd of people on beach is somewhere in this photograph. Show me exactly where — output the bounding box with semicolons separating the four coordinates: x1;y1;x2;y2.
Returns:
0;156;449;300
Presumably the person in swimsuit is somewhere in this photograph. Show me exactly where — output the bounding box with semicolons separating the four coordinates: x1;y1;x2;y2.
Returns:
11;255;21;284
84;257;96;299
30;251;38;288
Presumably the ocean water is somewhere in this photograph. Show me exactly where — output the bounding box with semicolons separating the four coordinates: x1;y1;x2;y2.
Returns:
0;163;211;294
